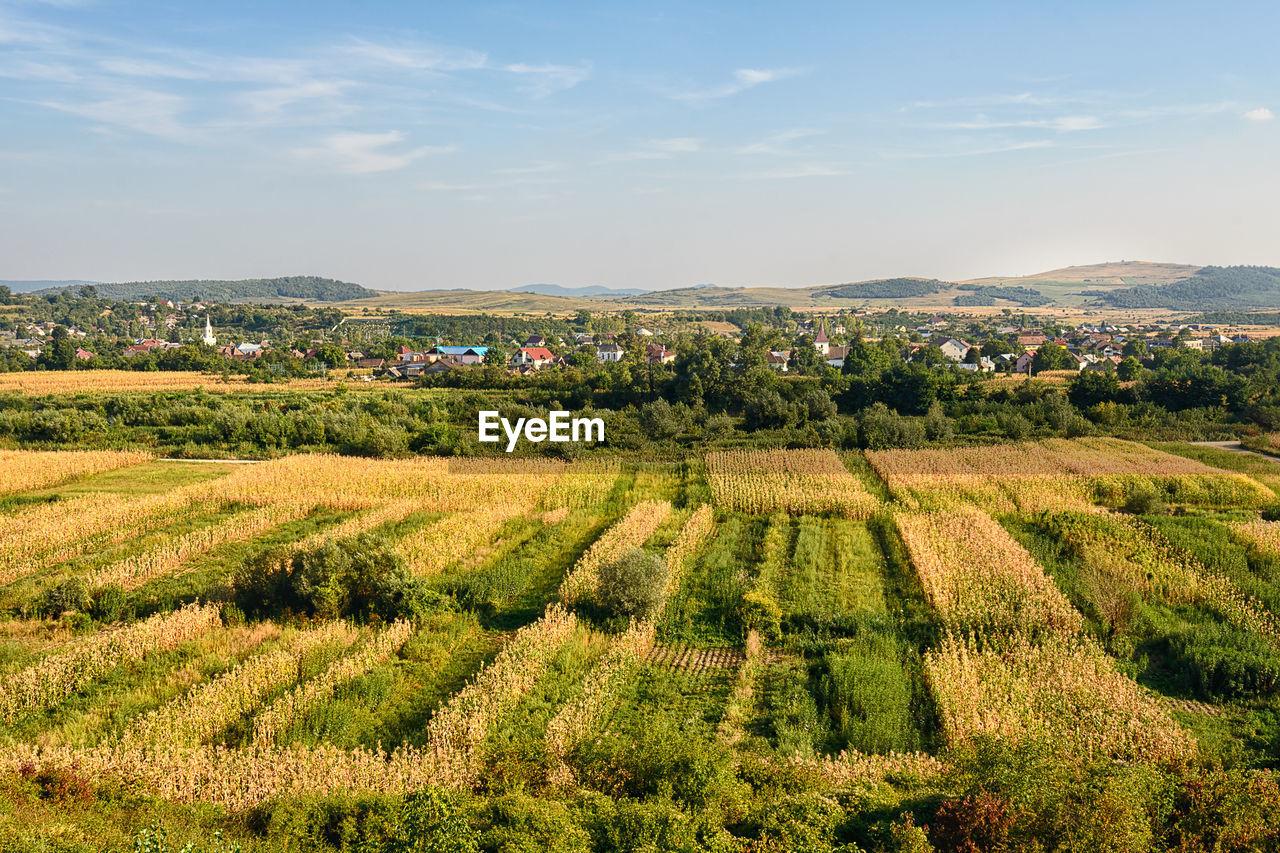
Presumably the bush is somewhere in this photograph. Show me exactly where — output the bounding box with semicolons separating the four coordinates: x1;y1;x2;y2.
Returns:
89;584;130;623
1168;625;1280;699
234;533;428;622
1121;486;1165;516
596;548;665;619
38;578;92;619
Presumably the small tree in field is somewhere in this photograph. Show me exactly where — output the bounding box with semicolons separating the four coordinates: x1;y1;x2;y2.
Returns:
597;548;665;618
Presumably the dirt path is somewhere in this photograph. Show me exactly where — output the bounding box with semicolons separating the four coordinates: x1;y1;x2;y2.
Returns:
1190;440;1280;466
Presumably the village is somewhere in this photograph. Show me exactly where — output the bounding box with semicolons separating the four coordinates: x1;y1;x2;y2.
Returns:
0;291;1262;382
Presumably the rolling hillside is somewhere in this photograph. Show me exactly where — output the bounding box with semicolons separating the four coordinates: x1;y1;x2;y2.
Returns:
32;276;376;303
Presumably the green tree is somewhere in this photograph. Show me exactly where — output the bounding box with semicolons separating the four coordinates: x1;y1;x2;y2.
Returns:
1031;342;1075;373
1117;356;1143;381
597;548;665;618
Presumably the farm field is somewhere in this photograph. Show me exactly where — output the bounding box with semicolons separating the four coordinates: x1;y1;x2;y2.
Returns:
2;441;1280;850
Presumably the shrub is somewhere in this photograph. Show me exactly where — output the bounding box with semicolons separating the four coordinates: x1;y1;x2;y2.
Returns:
929;787;1015;853
89;584;130;623
38;578;92;618
1167;625;1280;699
234;533;428;622
1121;486;1165;516
596;548;666;619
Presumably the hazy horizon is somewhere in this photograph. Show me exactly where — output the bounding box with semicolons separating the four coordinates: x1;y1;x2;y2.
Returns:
2;1;1277;291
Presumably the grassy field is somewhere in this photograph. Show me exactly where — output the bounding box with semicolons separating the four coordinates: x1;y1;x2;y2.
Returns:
1;439;1279;850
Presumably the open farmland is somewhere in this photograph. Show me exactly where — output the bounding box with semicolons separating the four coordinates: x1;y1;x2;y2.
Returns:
2;439;1280;850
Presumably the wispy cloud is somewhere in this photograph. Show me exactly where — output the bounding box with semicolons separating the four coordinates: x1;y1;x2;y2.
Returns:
883;140;1055;160
340;38;487;72
940;114;1103;132
745;163;848;179
735;128;820;155
294;131;453;174
40;86;190;139
598;137;701;163
239;79;353;115
903;92;1077;110
1243;107;1274;121
503;61;592;97
494;160;561;174
672;67;807;101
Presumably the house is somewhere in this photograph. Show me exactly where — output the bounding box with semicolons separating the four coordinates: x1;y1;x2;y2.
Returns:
934;336;972;362
524;335;548;347
596;343;625;363
356;358;385;370
814;318;830;356
431;345;488;365
74;348;94;361
635;328;654;337
824;344;850;370
765;351;789;372
1017;334;1046;348
1015;351;1036;373
645;342;675;365
512;346;556;368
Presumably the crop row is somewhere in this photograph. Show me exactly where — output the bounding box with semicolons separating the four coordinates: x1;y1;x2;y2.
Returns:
252;619;415;747
559;501;673;604
925;632;1197;763
895;506;1083;635
118;621;357;749
705;449;878;518
424;604;579;787
0;449;151;497
88;502;312;590
0;602;221;724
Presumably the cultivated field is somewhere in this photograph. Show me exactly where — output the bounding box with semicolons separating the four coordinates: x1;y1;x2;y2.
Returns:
2;438;1279;848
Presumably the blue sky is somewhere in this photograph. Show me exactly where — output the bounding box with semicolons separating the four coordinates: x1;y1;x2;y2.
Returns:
1;0;1277;290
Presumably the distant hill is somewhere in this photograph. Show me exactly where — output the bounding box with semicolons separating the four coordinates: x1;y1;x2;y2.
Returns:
0;280;99;292
961;261;1203;286
511;283;650;298
814;278;949;300
31;276;376;303
1100;266;1280;310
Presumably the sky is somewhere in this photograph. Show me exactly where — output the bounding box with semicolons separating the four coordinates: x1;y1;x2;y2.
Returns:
0;0;1277;292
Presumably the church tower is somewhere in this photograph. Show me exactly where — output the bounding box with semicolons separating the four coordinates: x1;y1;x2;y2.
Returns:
814;318;830;356
202;315;216;347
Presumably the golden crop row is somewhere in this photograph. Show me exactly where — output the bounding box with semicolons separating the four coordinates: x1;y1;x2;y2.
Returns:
895;506;1083;635
0;488;210;586
1048;511;1280;639
0;602;221;724
118;621;358;749
558;501;673;604
89;502;311;590
804;750;946;787
867;438;1271;512
0;370;338;395
0;449;151;497
544;619;655;786
424;604;578;788
925;632;1196;764
717;629;764;747
211;454;617;514
287;500;423;555
252;620;415;748
662;504;715;600
543;505;716;782
1230;518;1280;558
705;449;879;518
398;506;531;577
0;741;434;810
